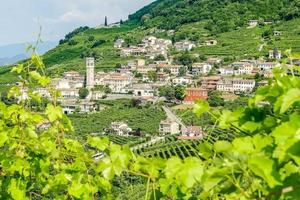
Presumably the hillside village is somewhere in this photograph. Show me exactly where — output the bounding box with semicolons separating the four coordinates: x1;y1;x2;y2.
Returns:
20;30;296;141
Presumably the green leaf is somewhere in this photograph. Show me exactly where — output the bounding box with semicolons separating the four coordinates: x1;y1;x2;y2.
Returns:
164;157;182;179
232;136;254;154
197;142;213;159
45;104;62;122
11;64;24;74
252;135;273;152
0;132;8;147
29;71;42;80
178;157;203;188
38;76;51;87
218;110;233;129
87;136;109;151
214;140;233;153
8;179;26;200
279;88;300;113
202;167;226;191
280;162;299;179
193;100;209;117
248;154;281;188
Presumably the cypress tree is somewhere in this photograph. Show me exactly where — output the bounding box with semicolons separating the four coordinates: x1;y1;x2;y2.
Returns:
104;16;108;26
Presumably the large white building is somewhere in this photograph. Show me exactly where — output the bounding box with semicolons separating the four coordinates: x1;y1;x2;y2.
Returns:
217;78;255;93
103;73;133;93
257;62;278;71
159;120;180;135
125;84;155;98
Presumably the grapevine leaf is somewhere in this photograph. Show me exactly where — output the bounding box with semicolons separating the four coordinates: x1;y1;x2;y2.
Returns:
279;88;300;113
252;135;273;152
87;136;109;151
248;154;281;188
8;179;26;200
214;140;232;153
202;167;226;192
164;157;182;179
11;64;24;74
232;136;255;154
178;157;203;188
193;100;209;117
0;132;8;147
45;104;62;122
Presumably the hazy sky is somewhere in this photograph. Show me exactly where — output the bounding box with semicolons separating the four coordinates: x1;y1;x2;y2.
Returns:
0;0;154;45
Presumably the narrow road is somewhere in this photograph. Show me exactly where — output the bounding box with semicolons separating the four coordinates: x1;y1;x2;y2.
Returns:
130;106;187;151
162;106;187;131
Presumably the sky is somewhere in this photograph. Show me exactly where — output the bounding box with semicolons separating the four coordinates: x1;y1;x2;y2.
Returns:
0;0;154;45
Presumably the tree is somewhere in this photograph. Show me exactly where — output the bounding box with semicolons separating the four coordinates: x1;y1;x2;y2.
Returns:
92;40;106;48
147;71;158;82
154;54;166;61
174;85;186;101
79;88;89;99
68;39;78;46
104;16;108;26
163;68;171;74
158;85;175;100
175;52;196;66
133;70;143;78
104;85;112;94
115;63;122;69
207;90;224;107
88;35;95;42
130;98;142;108
179;66;187;77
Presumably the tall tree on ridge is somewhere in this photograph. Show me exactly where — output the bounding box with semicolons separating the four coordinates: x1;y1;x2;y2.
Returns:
104;16;108;26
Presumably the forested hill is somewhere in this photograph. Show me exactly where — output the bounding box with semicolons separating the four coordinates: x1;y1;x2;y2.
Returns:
129;0;300;33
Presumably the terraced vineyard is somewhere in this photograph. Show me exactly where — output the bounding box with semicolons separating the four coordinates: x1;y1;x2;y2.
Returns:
103;134;148;147
132;128;237;159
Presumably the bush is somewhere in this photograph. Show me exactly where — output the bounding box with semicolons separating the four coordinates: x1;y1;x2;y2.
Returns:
68;39;78;46
79;87;89;99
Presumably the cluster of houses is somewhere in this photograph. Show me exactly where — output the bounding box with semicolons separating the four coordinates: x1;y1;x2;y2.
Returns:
218;58;281;78
23;34;284;129
47;50;282;114
117;36;172;59
159;119;205;140
115;36;219;58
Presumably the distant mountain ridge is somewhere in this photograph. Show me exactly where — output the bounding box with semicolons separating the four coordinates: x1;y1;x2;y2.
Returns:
0;41;57;66
0;54;27;66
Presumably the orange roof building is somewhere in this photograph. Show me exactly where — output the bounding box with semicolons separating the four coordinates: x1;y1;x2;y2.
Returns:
183;88;208;104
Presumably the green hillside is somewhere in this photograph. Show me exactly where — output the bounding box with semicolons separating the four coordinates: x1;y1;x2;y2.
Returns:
129;0;300;32
0;0;300;86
